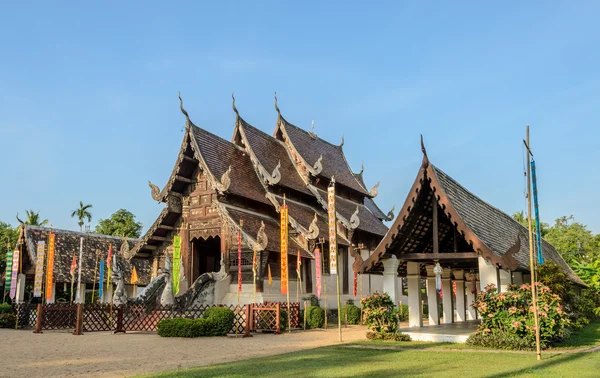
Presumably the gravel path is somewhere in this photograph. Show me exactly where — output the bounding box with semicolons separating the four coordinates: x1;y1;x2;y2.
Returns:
0;326;367;377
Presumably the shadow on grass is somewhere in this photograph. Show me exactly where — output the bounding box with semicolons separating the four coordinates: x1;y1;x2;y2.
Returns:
483;351;591;378
553;320;600;349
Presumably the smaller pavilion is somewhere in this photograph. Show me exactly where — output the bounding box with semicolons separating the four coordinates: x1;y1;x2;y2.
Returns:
358;138;586;328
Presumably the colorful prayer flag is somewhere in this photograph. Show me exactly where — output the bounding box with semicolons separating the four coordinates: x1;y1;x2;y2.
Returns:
237;230;242;293
173;236;182;295
280;204;289;294
530;160;545;265
4;250;13;294
45;233;56;301
33;241;46;297
353;272;358;297
131;266;139;284
268;264;272;285
9;249;20;300
98;260;105;299
106;244;113;289
327;183;338;275
70;253;77;276
315;247;322;299
296;251;301;278
252;248;257;287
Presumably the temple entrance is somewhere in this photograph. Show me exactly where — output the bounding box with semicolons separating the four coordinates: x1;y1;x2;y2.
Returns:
191;236;221;283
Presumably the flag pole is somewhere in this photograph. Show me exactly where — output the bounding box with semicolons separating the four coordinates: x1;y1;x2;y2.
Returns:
91;252;99;303
284;195;291;333
525;125;542;361
76;236;84;303
322;239;328;329
253;247;257;304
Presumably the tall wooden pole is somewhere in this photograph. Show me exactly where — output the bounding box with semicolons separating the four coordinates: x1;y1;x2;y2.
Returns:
336;250;342;342
526;125;542;361
91;252;99;303
322;241;328;329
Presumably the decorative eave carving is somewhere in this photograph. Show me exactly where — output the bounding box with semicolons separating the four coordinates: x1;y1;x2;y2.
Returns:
339;134;345;148
268;160;281;185
179;92;191;130
148;181;161;202
503;234;521;271
369;182;380;198
120;237;132;260
256;221;268;251
306;184;354;243
349;206;360;230
313;155;323;175
384;205;395;222
214;166;232;193
307;213;319;239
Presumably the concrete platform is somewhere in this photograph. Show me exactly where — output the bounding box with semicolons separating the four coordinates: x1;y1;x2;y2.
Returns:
399;320;479;343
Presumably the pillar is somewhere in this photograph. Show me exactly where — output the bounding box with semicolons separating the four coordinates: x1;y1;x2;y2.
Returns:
499;269;512;292
478;256;500;292
16;273;26;303
465;273;477;320
441;269;453;324
406;261;422;328
454;270;466;322
512;271;524;286
382;256;400;305
425;266;440;326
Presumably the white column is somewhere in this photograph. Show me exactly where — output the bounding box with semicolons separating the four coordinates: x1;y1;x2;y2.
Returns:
465;273;477;320
499;269;512;292
478;256;500;292
47;283;56;304
454;270;466;322
512;271;524;286
425;266;439;326
16;273;26;303
406;261;422;328
382;256;400;305
441;269;453;324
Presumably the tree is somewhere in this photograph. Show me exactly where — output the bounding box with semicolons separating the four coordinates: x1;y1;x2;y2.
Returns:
544;216;599;265
21;210;49;226
94;209;143;238
0;222;19;298
71;201;93;232
512;211;549;237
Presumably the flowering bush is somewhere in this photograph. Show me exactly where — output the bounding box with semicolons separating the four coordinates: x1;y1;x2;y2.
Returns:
469;283;570;349
361;292;400;333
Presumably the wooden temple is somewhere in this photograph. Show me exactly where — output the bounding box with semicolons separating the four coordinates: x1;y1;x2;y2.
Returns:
126;94;393;305
358;137;586;327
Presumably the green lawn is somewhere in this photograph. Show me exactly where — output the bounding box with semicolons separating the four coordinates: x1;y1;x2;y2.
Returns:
144;321;600;378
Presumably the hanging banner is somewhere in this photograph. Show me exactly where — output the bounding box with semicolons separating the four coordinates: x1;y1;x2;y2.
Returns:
530;160;545;265
131;266;139;284
9;248;20;300
4;250;13;294
268;264;272;285
353;273;358;297
327;184;337;275
173;235;182;295
237;230;242;293
280;205;289;294
33;241;46;297
45;233;56;300
315;247;322;299
98;260;105;299
252;247;257;290
106;244;113;289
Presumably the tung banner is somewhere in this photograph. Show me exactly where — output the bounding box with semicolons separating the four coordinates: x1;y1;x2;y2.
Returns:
315;247;322;299
327;184;337;275
9;249;20;300
173;235;182;295
33;241;46;297
280;205;288;295
4;250;13;294
45;233;56;301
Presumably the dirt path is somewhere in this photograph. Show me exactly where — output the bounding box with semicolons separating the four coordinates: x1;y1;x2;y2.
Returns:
0;326;367;377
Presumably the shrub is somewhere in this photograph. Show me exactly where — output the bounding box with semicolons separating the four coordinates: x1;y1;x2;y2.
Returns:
0;313;16;328
361;292;399;333
305;306;325;329
471;283;570;348
0;303;13;314
366;331;411;341
157;318;212;337
306;294;319;307
341;304;361;325
396;304;409;322
467;329;542;350
203;307;234;336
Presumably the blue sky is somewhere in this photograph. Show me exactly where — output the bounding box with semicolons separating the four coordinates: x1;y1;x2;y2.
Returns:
1;1;599;236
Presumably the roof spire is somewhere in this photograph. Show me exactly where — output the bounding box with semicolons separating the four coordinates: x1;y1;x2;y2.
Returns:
232;92;239;118
340;134;345;147
274;92;280;116
312;120;315;131
420;134;430;168
360;161;364;175
178;92;191;129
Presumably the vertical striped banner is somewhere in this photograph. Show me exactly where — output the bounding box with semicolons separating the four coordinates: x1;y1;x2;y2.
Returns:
353;272;358;297
328;183;337;275
173;235;182;295
9;249;20;300
98;260;105;300
530;160;545;265
280;205;288;295
237;230;242;293
33;241;46;297
315;247;322;299
45;233;56;301
4;250;13;294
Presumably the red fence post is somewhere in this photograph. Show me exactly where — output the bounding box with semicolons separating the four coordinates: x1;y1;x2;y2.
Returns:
275;303;281;334
243;304;253;338
33;303;43;334
114;306;126;334
72;304;83;335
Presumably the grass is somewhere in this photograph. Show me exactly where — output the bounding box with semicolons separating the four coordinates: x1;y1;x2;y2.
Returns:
143;321;600;378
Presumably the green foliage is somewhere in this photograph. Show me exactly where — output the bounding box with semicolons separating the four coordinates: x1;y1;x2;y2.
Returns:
0;303;13;314
202;307;234;336
512;211;549;237
472;283;570;349
305;306;325;329
0;222;19;291
396;304;409;321
361;292;400;333
22;209;49;226
71;201;93;231
94;209;143;238
280;309;288;331
341;304;361;325
305;294;319;307
0;313;16;328
467;330;541;350
157;318;212;337
544;216;599;266
366;331;411;341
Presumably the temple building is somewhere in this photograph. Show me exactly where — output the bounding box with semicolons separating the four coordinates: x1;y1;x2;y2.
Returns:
358;138;586;328
126;94;394;305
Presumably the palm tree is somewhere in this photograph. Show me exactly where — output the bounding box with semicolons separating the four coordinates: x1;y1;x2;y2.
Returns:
71;201;93;232
24;209;49;226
